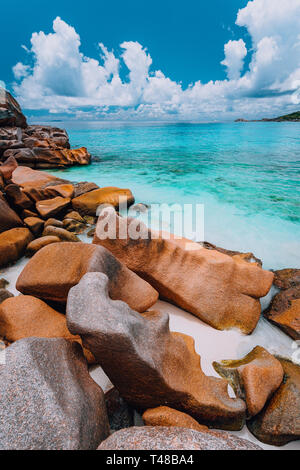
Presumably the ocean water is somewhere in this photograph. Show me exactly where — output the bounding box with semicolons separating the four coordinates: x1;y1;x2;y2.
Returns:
46;121;300;270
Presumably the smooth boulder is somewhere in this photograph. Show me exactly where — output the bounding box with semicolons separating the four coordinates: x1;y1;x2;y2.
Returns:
25;236;61;257
42;225;80;242
67;272;246;430
16;242;158;311
36;196;70;218
98;427;261;450
0;295;94;363
0;228;33;267
273;268;300;290
213;346;284;417
12;165;66;189
72;187;134;215
93;208;274;334
247;358;300;446
264;286;300;339
0;338;109;449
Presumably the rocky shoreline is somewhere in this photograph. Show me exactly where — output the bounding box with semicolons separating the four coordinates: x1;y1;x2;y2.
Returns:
0;90;299;450
0;88;90;169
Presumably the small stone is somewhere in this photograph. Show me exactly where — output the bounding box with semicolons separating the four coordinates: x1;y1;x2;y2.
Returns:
42;225;80;242
62;218;86;234
44;218;64;228
25;236;61;257
87;228;95;237
142;406;209;432
24;216;44;236
64;211;85;223
83;215;97;225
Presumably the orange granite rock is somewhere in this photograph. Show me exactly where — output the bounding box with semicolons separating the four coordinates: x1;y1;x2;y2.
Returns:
24;217;44;236
24;184;74;203
4;147;91;169
0;228;33;267
0;197;23;233
213;346;284;417
16;242;158;312
247;358;300;446
264;286;300;340
93;208;274;334
0;156;18;181
142;406;209;432
36;197;70;218
273;269;300;290
72;187;134;215
42;225;80;242
12;166;64;188
0;295;95;363
5;183;33;210
25;236;61;257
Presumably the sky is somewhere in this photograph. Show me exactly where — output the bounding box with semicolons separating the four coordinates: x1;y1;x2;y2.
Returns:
1;0;300;121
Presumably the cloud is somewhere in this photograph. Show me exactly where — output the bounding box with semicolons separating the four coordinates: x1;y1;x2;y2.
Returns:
221;39;247;80
12;62;30;80
12;0;300;121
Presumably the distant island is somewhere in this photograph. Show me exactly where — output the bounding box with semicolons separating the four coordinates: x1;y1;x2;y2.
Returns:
235;111;300;122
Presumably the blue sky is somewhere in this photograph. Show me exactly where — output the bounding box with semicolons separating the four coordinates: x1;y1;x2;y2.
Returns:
1;0;300;121
1;0;249;87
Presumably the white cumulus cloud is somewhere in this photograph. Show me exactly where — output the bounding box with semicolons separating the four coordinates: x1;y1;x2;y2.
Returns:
11;0;300;121
221;39;247;80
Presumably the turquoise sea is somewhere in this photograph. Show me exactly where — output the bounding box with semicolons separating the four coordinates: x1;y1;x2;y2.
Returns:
45;121;300;270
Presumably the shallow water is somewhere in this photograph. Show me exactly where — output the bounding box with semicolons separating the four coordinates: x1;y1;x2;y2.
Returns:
46;121;300;270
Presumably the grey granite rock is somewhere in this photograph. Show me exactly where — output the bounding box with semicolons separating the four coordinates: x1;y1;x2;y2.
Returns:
67;272;246;431
98;426;262;450
0;337;110;450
